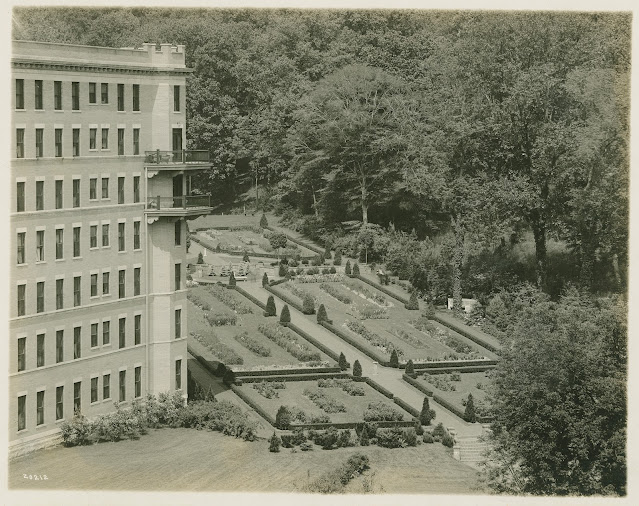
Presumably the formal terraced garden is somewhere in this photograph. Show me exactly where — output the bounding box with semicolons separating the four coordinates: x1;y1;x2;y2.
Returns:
413;371;493;418
268;278;497;365
236;378;414;425
187;285;333;370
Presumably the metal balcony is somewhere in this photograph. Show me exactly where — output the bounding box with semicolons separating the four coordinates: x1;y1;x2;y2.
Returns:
145;194;213;219
144;150;211;169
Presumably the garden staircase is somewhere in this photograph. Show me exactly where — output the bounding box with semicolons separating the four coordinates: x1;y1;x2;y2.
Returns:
453;435;490;469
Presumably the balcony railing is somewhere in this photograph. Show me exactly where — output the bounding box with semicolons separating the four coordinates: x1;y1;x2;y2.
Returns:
144;150;210;165
147;195;212;210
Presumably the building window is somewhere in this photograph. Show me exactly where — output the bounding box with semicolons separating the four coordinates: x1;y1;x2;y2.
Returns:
37;333;45;367
175;263;181;291
73;128;80;156
17;181;25;212
16;79;24;109
133;175;140;202
118;128;125;155
55;128;63;157
35;80;43;110
90;225;98;249
73;382;81;414
18;395;26;431
102;272;110;295
91;377;98;403
89;82;96;104
36;230;44;262
101;177;109;199
117;84;124;111
17;284;26;316
174;85;180;112
73;226;80;257
36;281;44;313
56;228;63;260
102;320;110;345
89;178;97;200
55;180;63;209
102;224;110;247
101;128;108;149
90;273;98;297
16;128;24;158
35;128;43;157
133;129;140;155
175;309;182;339
72;82;80;110
119;317;126;349
73;276;81;307
134;367;142;398
18;337;26;372
119;269;125;298
103;374;110;400
118;177;125;204
89;128;97;150
119;370;126;402
133;84;140;111
17;232;25;264
54;81;62;110
73;327;81;359
56;279;64;310
73;179;80;208
36;180;44;210
56;386;64;420
56;330;64;363
175;220;182;246
134;267;141;296
134;314;141;345
175;359;182;390
101;83;108;104
134;221;140;250
91;323;98;347
118;222;125;251
36;391;45;426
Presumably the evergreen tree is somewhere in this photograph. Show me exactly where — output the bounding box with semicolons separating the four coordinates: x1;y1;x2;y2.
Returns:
215;243;221;253
359;425;369;446
405;291;419;310
464;393;477;423
197;251;204;264
302;294;315;315
275;405;291;429
260;213;268;228
316;303;328;323
353;263;360;275
420;397;436;426
345;260;352;275
338;352;348;371
324;245;332;259
262;272;269;287
333;249;342;266
243;252;250;263
265;295;277;317
228;271;236;287
269;432;281;452
424;303;436;320
389;349;399;368
278;263;287;277
405;359;415;376
353;360;362;378
279;304;291;324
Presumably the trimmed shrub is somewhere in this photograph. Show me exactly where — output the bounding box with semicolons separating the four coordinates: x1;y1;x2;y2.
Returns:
390;349;399;368
464;393;477;423
197;252;204;264
275;405;292;429
422;433;434;443
329;266;337;274
222;368;236;386
338;352;348;371
242;252;250;263
215;243;221;253
424;303;436;320
265;295;277;317
260;214;268;228
302;294;315;315
345;260;352;275
353;263;360;275
262;272;269;287
317;304;328;323
442;433;455;448
405;291;419;310
206;312;237;326
432;422;446;440
363;402;404;422
414;418;424;435
324;246;332;259
353;360;362;378
333;250;342;266
405;359;415;376
279;304;291;324
359;425;369;446
279;263;288;277
269;432;281;452
420;397;436;426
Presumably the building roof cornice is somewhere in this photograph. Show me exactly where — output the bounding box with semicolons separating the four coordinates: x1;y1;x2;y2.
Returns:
12;59;194;75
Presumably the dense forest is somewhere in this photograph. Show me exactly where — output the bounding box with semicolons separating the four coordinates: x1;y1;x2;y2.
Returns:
14;8;629;494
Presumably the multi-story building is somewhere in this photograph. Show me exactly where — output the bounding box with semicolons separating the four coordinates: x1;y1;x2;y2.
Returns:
9;40;212;457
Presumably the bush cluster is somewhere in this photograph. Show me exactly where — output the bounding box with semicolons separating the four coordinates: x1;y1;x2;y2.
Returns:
374;427;418;448
363;401;405;422
253;380;286;399
353;304;389;320
296;273;345;283
317;378;365;396
303;388;347;413
181;400;257;440
307;427;357;450
302;452;369;493
187;291;211;311
208;285;254;314
345;320;404;358
344;280;388;306
320;283;352;304
258;323;321;362
205;312;237;326
333;250;342;265
191;332;244;365
233;331;271;357
430;422;455;447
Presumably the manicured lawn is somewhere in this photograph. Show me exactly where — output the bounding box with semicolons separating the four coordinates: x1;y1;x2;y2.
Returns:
237;378;413;424
9;428;482;494
415;371;492;414
188;285;332;370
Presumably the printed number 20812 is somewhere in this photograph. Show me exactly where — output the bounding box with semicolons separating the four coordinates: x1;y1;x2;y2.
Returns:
23;474;48;480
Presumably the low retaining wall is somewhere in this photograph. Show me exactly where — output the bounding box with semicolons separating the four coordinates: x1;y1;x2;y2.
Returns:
234;367;341;378
432;313;500;354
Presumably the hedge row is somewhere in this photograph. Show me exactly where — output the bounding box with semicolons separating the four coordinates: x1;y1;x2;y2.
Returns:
269;278;289;287
432;313;501;354
393;397;421;418
289;420;416;431
265;285;305;314
187;344;224;378
402;374;434;397
233;286;267;311
191;235;316;261
353;274;410;305
413;365;498;374
230;384;277;426
320;321;390;367
287;322;345;365
238;373;350;384
264;226;325;255
412;359;498;370
234;367;342;379
362;377;395;399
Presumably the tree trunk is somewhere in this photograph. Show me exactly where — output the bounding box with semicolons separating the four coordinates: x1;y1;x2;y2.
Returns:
451;215;464;312
579;236;595;292
530;209;547;291
361;178;368;226
311;184;319;218
612;253;621;289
